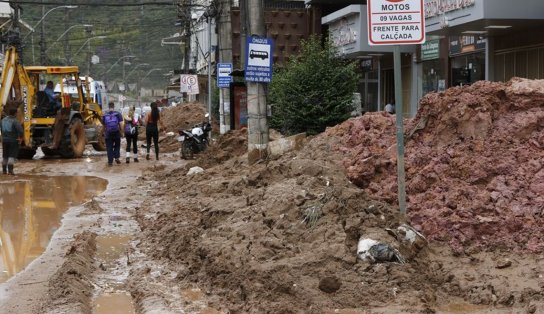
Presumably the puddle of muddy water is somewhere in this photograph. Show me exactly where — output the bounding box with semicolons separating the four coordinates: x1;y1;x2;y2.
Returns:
0;176;107;283
95;235;131;267
93;292;135;314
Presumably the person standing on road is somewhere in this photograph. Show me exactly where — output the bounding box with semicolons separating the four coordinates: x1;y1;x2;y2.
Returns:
1;106;24;175
123;106;140;163
103;101;123;166
144;102;165;161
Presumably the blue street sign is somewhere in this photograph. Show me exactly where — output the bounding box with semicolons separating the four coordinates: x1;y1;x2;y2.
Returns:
217;63;233;88
244;36;273;83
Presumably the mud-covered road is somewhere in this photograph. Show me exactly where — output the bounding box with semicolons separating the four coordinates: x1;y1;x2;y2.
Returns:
0;91;543;313
0;150;219;313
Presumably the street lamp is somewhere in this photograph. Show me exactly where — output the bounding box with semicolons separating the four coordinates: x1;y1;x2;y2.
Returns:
45;24;93;54
141;68;163;82
73;35;107;57
125;63;150;81
23;5;78;65
102;55;137;76
23;5;78;40
139;68;162;107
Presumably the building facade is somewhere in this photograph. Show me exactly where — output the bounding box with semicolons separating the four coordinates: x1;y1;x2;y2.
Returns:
424;0;544;91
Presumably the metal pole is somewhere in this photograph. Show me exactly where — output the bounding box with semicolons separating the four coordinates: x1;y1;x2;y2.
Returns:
207;15;212;125
31;35;35;64
40;4;46;65
393;45;407;217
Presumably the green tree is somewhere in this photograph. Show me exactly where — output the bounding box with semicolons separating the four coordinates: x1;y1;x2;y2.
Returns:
269;36;359;135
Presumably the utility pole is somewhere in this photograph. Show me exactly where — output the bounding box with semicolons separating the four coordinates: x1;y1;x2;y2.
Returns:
239;0;247;67
218;0;232;134
246;0;268;163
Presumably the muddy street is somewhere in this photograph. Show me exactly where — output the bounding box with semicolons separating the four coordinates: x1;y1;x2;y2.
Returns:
0;87;543;314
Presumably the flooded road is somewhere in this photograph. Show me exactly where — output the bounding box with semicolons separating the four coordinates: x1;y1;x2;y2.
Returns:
0;175;107;283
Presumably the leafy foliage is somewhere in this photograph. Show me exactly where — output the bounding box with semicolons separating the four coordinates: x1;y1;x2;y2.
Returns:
269;36;359;135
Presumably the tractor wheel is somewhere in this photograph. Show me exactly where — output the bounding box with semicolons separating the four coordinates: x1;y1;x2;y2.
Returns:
59;118;86;158
92;124;106;151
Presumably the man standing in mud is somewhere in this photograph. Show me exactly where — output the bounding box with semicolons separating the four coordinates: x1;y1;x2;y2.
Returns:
1;106;24;175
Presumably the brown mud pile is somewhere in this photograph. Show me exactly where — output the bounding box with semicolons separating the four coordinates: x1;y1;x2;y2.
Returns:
139;102;210;153
333;78;544;254
187;128;249;169
41;231;97;313
132;135;464;313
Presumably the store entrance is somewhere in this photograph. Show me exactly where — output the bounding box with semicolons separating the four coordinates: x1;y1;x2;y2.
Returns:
451;52;485;86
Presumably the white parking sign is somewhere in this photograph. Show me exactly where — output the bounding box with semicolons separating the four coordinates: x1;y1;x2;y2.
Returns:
367;0;425;46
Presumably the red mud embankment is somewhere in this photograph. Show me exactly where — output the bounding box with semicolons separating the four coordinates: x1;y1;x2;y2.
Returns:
331;78;544;254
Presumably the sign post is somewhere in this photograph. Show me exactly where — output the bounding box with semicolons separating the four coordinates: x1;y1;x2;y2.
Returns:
244;36;273;83
180;74;199;95
217;63;233;88
367;0;425;217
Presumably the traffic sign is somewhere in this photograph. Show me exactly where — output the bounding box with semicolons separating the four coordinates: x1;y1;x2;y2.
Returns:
217;63;233;88
367;0;425;46
180;74;199;94
244;36;273;83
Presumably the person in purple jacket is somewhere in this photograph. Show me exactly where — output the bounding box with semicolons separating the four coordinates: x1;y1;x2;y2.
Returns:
103;102;124;166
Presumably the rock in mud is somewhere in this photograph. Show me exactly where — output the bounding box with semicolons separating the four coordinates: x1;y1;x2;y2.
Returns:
318;276;342;293
187;166;204;175
496;258;512;269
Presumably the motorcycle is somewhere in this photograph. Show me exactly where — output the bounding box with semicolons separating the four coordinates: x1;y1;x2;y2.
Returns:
178;113;212;159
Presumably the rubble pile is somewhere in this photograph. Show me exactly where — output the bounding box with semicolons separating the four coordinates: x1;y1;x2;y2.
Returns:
160;102;208;133
188;128;248;169
331;78;544;254
132;135;454;312
128;78;544;312
140;102;210;153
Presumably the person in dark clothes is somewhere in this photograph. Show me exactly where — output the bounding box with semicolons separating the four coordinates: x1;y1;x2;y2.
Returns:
144;102;165;161
1;107;24;175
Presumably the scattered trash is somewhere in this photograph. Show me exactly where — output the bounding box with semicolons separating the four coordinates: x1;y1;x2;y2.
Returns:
301;206;321;227
357;238;405;264
166;131;175;137
187;166;204;176
386;223;428;259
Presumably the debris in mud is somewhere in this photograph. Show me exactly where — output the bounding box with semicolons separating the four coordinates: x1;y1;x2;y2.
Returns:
187;166;204;175
357;238;405;264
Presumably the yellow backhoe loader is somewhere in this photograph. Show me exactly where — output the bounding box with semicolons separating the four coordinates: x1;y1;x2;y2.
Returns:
0;46;106;158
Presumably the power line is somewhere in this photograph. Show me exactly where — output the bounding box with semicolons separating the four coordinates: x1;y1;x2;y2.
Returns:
0;0;175;6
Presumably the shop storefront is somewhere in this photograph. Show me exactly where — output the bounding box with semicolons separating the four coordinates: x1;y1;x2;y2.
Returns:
449;35;486;86
425;0;544;83
421;39;446;94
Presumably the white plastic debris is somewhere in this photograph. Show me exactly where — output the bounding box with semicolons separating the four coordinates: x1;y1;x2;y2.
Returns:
187;166;204;176
166;131;175;137
357;238;405;264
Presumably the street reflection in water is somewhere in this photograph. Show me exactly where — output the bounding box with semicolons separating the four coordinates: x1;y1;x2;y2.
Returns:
0;175;107;283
